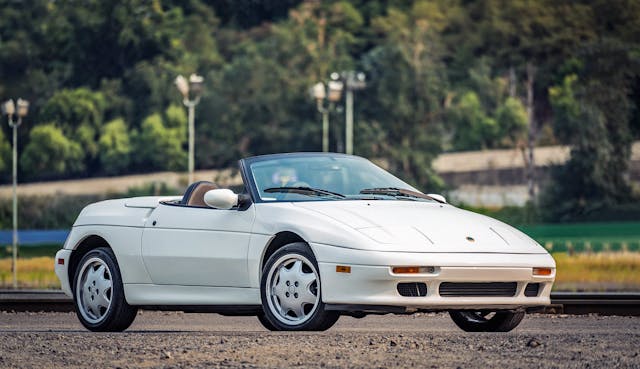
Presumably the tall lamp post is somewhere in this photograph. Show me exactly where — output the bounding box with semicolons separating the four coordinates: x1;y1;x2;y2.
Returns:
175;74;204;184
2;98;29;289
341;71;366;155
311;73;343;152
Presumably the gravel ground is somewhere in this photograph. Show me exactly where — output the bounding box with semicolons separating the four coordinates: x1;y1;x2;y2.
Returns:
0;311;638;368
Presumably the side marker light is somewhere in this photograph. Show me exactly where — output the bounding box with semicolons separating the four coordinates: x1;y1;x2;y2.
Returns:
336;265;351;273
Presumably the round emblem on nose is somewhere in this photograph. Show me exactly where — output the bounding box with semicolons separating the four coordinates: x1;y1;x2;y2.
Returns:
466;236;475;242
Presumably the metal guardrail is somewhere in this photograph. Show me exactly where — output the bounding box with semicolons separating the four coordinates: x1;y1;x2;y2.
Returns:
1;290;639;315
548;292;640;315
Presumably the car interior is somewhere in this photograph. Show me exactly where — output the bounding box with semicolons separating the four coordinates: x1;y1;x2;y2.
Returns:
180;181;219;207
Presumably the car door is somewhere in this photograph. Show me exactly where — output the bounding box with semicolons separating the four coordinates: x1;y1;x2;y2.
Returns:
141;202;256;287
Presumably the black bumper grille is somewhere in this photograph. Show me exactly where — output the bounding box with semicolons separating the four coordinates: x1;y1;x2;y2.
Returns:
439;282;517;297
524;283;540;297
397;282;428;297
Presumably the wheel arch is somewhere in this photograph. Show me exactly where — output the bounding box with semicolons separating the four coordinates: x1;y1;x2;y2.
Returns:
260;231;308;275
67;234;112;286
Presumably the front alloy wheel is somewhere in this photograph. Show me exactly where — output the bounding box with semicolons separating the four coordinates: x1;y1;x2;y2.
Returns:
259;243;339;331
73;247;137;332
76;256;113;324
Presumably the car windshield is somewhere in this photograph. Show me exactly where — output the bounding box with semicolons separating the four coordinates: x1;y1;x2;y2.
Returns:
247;155;424;202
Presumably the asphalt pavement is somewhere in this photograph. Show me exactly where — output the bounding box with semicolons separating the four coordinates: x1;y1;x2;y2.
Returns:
0;311;638;368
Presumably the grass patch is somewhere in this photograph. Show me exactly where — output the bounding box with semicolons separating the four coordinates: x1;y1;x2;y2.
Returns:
553;252;640;291
0;257;60;289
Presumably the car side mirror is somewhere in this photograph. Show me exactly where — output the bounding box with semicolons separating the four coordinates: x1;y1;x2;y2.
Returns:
427;193;447;203
204;189;239;210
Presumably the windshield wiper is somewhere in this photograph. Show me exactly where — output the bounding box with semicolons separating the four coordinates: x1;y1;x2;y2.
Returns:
359;187;444;203
264;186;346;199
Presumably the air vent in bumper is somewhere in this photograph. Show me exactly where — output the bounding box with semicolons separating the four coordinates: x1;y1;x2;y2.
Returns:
439;282;517;297
524;283;540;297
397;282;428;297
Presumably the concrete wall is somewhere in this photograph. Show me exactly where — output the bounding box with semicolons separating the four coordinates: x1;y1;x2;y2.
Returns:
435;142;640;207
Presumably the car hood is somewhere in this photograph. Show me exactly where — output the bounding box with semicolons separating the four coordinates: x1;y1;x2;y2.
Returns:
293;201;546;254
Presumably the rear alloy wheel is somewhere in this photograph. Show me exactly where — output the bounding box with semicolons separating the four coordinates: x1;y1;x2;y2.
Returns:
73;247;137;332
449;310;525;332
260;243;339;331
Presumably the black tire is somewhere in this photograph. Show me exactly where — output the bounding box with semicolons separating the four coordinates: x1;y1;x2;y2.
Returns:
256;313;278;330
72;247;138;332
449;310;525;332
259;242;339;331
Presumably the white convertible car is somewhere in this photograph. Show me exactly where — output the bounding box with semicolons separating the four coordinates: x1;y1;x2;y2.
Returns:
55;153;555;332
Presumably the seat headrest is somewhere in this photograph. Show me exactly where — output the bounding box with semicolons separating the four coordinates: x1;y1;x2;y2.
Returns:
181;181;218;207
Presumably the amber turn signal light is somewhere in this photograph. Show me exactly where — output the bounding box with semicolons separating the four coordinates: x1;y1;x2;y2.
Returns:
392;266;437;274
336;265;351;273
392;266;421;274
533;267;553;276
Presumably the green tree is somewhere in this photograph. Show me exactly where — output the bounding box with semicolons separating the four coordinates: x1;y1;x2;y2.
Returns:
542;0;640;217
21;124;84;179
164;104;187;137
134;113;186;171
40;88;106;129
543;71;636;220
448;92;498;151
1;0;639;195
0;129;11;176
359;3;449;190
451;0;597;199
197;0;363;167
495;97;527;147
40;88;107;166
98;118;132;175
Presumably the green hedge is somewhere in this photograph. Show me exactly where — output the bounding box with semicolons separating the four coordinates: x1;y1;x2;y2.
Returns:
1;243;61;258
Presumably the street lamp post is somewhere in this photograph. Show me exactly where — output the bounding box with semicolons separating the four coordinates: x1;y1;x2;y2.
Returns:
311;74;343;152
2;98;29;289
175;74;204;184
341;71;366;155
311;83;330;152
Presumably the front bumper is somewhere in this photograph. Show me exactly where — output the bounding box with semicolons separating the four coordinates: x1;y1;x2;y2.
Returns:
312;243;555;310
54;249;73;297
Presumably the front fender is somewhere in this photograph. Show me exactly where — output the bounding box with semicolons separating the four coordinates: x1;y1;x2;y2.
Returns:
64;225;152;285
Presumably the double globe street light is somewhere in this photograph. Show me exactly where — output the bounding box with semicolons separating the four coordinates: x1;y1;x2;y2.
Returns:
311;73;343;152
175;74;204;184
2;98;29;288
312;71;365;154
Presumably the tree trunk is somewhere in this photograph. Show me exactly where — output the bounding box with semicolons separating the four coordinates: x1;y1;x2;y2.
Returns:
525;62;537;201
508;66;517;98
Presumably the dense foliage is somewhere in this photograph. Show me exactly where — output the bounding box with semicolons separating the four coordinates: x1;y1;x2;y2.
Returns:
1;0;639;220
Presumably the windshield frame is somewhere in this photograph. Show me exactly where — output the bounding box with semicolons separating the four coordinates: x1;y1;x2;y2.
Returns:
240;152;420;204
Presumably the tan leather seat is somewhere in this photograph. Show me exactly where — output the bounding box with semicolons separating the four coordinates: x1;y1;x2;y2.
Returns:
181;181;218;207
